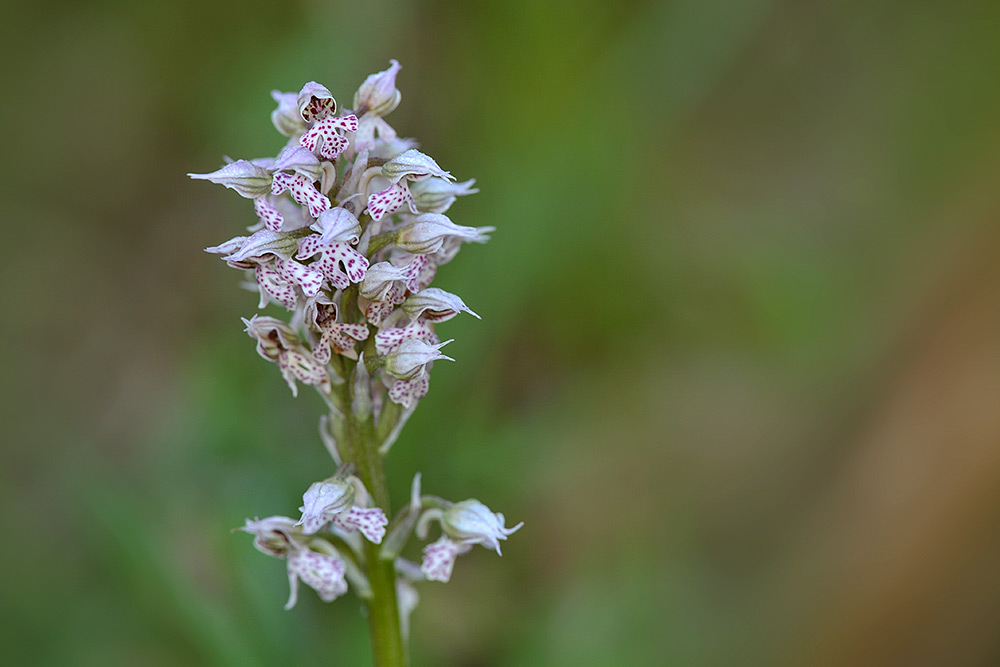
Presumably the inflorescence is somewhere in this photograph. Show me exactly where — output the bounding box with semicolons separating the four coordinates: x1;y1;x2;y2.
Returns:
190;61;520;616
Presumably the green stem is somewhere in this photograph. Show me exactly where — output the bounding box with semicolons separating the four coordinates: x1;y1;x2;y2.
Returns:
339;361;407;667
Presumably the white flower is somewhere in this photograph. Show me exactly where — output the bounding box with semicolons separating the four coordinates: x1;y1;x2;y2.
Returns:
402;288;480;323
243;315;328;396
270;89;307;137
409;177;478;214
441;500;522;554
354;59;402;117
384;337;454;382
417;499;522;582
240;516;350;609
366;150;456;220
296;476;388;544
396;214;493;255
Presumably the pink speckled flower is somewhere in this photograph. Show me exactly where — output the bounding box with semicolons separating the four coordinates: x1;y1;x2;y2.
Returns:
243;315;328;396
353;59;402;153
417;499;522;582
240;516;349;609
296;233;369;291
296;476;388;544
207;230;322;309
366;149;455;221
303;292;370;363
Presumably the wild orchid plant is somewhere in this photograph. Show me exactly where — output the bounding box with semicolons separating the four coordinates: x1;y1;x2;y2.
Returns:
190;61;520;666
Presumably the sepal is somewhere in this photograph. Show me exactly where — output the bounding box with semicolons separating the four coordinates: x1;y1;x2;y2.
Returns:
188;160;272;198
354;59;402;116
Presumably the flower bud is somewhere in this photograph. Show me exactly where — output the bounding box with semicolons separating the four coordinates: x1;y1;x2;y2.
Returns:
310;207;362;245
223;229;301;263
188;160;272;198
205;235;247;257
297;81;337;122
271;90;308;136
270;145;323;182
441;499;522;554
409;177;478;214
351;352;373;419
384;337;454;381
382;149;454;184
396;214;492;255
297;477;356;534
402;288;480;322
353;59;402;116
359;261;409;301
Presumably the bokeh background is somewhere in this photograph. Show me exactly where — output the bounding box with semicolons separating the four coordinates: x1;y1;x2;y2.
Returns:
3;1;1000;665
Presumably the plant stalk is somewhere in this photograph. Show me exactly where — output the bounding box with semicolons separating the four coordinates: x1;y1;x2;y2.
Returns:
339;361;406;667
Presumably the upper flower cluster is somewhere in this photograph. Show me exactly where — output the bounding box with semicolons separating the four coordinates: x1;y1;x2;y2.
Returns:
191;62;488;408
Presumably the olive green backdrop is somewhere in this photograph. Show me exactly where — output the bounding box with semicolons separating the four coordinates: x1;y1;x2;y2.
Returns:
3;1;1000;665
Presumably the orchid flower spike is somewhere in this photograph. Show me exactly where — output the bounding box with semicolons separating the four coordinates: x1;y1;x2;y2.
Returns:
195;66;519;634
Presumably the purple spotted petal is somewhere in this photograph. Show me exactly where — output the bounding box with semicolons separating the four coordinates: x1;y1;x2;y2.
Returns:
300;117;352;160
420;537;463;583
276;258;323;297
278;349;327;397
375;320;438;356
315;323;370;363
332;507;388;544
272;172;330;218
286;549;347;608
298;238;369;291
366;181;414;221
254;196;284;232
256;263;298;310
388;375;430;408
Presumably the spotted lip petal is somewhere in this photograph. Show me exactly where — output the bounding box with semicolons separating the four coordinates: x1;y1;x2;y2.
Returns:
286;548;348;608
296;235;369;291
314;322;369;363
420;537;469;583
300;116;358;160
272;173;331;218
332;507;388;544
366;181;416;221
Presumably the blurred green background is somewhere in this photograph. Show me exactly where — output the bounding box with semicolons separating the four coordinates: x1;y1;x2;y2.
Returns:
3;0;1000;665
